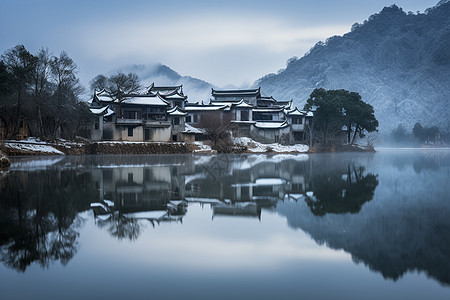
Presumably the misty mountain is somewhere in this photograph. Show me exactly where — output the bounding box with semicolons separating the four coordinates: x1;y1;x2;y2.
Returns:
255;1;450;133
117;63;214;103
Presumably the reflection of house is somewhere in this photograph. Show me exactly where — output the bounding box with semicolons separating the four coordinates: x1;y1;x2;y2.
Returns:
89;85;313;144
184;155;312;213
88;155;312;224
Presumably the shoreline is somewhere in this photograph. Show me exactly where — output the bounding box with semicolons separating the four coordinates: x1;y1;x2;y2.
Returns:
0;138;384;157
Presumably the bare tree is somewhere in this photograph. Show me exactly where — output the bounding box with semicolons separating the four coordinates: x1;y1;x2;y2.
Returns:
90;72;141;101
48;51;84;139
197;111;236;152
31;48;52;137
1;45;36;138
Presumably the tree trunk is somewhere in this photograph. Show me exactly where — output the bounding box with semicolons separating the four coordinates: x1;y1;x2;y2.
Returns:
351;125;359;145
347;123;351;144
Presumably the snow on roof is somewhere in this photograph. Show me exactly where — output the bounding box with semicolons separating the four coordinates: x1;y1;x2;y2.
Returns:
302;110;314;117
185;105;229;111
167;106;187;116
145;83;183;95
235;100;253;108
212;88;260;97
121;94;169;106
95;90;115;102
104;108;115;117
253;108;284;113
161;91;187;100
286;107;305;116
183;123;204;134
90;106;109;115
258;96;276;102
254;121;289;129
281;101;293;110
210;101;241;106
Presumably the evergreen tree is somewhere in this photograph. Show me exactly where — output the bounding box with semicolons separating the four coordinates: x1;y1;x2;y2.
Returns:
304;88;378;147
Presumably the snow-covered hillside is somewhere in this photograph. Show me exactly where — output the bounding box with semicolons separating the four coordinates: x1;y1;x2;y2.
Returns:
255;2;450;133
117;63;214;103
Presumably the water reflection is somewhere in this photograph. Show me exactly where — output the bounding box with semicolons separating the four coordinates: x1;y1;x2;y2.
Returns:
1;151;450;289
277;151;450;286
305;160;378;216
0;168;97;272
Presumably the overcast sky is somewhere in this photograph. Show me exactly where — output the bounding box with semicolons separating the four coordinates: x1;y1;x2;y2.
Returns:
0;0;440;88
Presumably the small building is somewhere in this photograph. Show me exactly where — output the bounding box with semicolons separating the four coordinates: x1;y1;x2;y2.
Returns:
89;84;189;142
185;88;313;144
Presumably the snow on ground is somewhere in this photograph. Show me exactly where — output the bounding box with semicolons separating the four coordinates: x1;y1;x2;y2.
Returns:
4;142;64;155
192;141;212;152
234;137;308;153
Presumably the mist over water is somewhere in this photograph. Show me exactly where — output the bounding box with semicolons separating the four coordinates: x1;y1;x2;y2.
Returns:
1;151;449;299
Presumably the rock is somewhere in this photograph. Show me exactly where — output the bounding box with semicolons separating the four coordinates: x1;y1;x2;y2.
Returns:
0;150;11;168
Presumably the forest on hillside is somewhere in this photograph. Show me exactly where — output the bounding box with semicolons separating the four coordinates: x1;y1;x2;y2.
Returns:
256;2;450;135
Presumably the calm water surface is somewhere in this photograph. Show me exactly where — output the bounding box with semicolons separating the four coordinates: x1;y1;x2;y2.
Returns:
1;150;449;299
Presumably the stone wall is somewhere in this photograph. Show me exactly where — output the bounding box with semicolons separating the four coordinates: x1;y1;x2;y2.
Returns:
1;141;194;156
85;142;191;155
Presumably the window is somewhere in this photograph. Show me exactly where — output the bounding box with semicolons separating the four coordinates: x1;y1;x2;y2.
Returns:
94;118;99;130
253;113;273;121
292;117;303;124
172;118;180;125
193;114;199;123
128;127;133;136
186;115;192;123
241;110;249;121
123;110;141;119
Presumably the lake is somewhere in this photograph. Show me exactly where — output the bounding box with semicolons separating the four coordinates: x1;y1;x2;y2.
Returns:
1;150;449;299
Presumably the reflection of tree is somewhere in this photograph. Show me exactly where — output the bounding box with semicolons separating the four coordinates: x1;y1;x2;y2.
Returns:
305;164;378;216
0;169;97;272
95;214;142;241
277;152;450;286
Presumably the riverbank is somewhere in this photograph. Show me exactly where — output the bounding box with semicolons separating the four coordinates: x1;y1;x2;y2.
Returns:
0;138;310;156
1;138;380;156
0;149;10;168
308;143;376;153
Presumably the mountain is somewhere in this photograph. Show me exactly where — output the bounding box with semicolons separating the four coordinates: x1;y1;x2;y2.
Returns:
117;63;214;103
255;1;450;133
